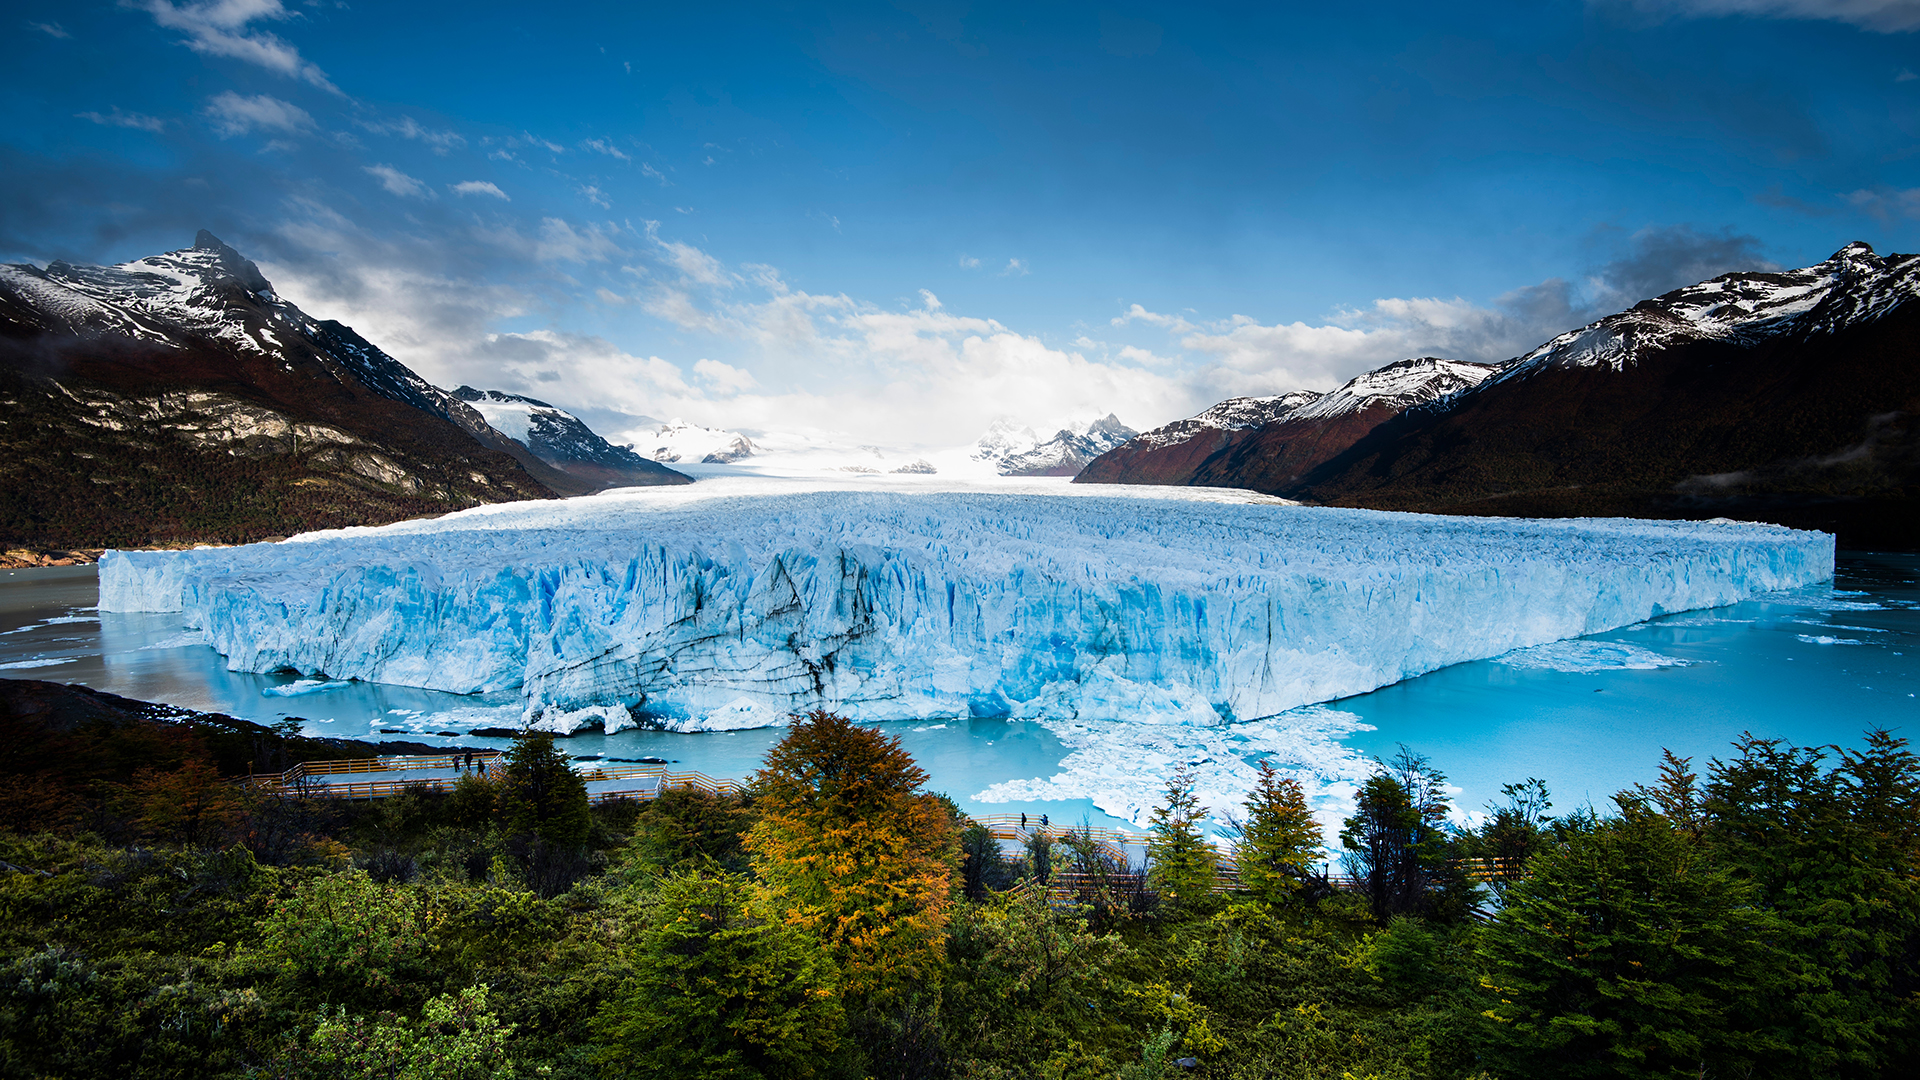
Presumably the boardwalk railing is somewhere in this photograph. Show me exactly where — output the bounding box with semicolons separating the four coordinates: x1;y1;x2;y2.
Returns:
276;752;505;785
248;754;743;802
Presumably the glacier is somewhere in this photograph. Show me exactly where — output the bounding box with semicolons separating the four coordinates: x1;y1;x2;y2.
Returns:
97;477;1835;733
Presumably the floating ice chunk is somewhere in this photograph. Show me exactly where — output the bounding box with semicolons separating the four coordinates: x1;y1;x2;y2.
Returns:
1797;634;1864;645
140;630;211;650
263;678;353;697
96;480;1835;730
526;703;638;736
974;706;1379;839
1495;640;1696;673
665;697;792;733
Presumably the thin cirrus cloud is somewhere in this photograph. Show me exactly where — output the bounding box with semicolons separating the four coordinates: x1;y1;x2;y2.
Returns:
30;20;70;38
363;163;432;198
359;115;465;155
1622;0;1920;32
77;107;167;133
203;91;313;137
450;180;509;200
136;0;340;93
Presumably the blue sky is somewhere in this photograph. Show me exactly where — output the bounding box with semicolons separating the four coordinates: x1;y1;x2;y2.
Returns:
6;1;1920;446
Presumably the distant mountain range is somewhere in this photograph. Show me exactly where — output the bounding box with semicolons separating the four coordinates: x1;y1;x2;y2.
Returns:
0;231;687;550
1079;243;1918;548
450;387;691;489
973;414;1139;476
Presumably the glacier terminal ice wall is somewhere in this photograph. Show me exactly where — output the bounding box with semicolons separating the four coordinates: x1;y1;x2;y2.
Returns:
98;485;1835;731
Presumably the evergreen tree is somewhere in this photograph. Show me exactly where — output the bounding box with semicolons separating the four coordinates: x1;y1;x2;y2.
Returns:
496;731;590;848
1146;765;1217;911
1478;801;1798;1079
1339;748;1453;921
593;871;844;1080
742;709;959;1008
1229;760;1323;908
1696;730;1920;1075
1461;777;1553;907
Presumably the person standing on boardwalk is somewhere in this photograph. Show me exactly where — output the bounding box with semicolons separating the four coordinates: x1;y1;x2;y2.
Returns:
1021;813;1028;829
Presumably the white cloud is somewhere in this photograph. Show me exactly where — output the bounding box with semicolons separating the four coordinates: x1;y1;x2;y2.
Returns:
580;185;611;209
529;218;625;263
581;138;632;161
643;223;733;287
1110;303;1196;333
1621;0;1920;32
77;107;167;133
959;254;981;269
360;116;465;154
1001;257;1030;277
1845;186;1920;220
1899;67;1918;80
31;20;70;38
1175;294;1558;395
641;163;669;185
694;357;757;393
450;180;509;200
363;163;432;198
138;0;340;92
203;91;313;137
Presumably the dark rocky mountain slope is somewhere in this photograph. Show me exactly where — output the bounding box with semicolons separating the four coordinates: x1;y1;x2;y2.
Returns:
0;232;688;550
451;386;691;489
1075;392;1320;485
1279;243;1919;548
1078;359;1493;489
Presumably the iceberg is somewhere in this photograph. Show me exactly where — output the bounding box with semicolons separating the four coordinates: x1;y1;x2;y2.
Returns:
98;478;1834;732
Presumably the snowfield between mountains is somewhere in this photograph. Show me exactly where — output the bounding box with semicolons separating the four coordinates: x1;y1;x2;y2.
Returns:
98;475;1835;734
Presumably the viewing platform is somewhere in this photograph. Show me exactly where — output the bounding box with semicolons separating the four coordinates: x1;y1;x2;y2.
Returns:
247;753;745;802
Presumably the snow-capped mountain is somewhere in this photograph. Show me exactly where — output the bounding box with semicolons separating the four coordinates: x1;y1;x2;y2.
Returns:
0;231;688;549
1075;393;1318;486
1127;392;1323;453
641;419;756;465
1490;241;1918;384
451;388;687;488
1271;243;1920;547
1283;356;1495;421
1078;359;1492;489
973;414;1138;477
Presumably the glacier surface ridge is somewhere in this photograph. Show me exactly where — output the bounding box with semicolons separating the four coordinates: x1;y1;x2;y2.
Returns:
97;481;1835;733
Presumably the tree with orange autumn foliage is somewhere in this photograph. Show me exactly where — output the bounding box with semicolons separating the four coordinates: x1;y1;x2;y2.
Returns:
743;709;960;1009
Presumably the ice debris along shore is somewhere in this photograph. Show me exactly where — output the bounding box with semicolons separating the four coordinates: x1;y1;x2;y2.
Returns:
98;479;1835;733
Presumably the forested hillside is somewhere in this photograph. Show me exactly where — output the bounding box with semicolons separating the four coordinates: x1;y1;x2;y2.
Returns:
2;690;1914;1079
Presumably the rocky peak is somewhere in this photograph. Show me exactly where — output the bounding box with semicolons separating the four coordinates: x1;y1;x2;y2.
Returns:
190;229;275;295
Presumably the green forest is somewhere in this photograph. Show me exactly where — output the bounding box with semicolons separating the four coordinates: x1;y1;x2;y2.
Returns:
2;703;1916;1080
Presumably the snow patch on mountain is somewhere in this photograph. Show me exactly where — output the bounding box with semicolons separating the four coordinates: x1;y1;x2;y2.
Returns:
973;414;1139;476
641;419;756;464
450;387;663;475
1493;242;1920;384
1128;392;1322;452
1288;357;1497;421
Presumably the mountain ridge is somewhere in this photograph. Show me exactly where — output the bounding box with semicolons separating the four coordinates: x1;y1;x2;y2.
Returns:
0;232;687;549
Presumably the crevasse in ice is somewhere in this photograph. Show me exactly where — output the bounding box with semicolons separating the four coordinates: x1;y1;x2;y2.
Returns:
97;481;1835;733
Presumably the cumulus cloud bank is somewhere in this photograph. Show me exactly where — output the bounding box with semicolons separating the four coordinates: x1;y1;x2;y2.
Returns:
261;193;1778;453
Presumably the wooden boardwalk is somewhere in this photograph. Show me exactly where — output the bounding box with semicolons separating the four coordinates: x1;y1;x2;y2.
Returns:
249;759;1521;898
249;753;744;802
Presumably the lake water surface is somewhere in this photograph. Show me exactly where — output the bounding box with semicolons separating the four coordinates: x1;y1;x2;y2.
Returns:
5;553;1915;838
